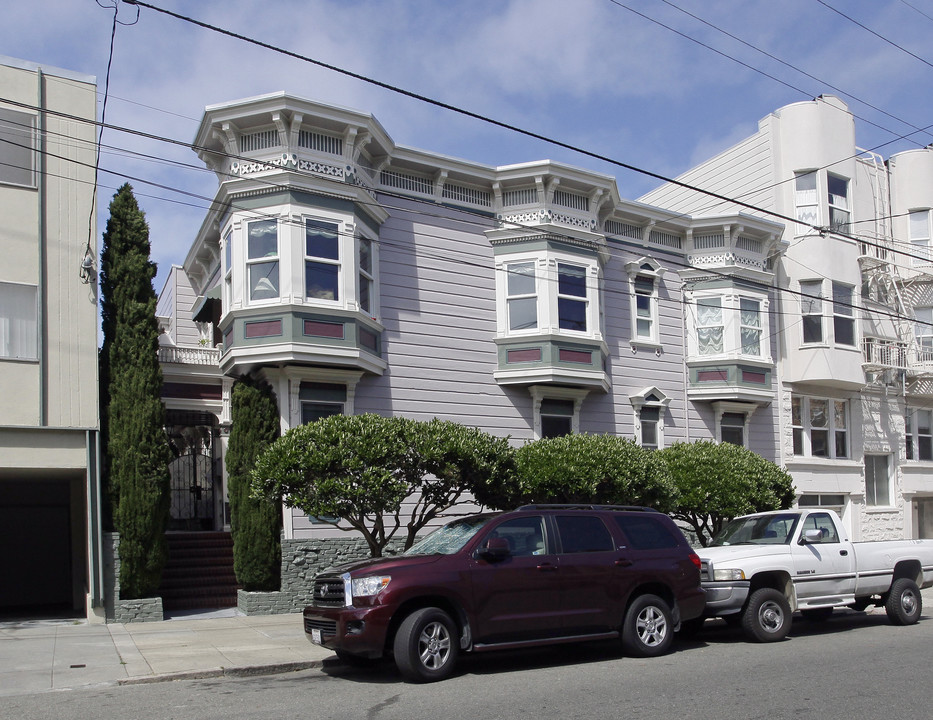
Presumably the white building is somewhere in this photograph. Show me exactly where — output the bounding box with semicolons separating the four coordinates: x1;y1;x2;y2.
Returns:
641;94;933;541
0;56;103;619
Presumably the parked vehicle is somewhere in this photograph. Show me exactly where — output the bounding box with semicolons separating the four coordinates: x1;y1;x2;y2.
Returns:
304;505;704;682
696;508;933;642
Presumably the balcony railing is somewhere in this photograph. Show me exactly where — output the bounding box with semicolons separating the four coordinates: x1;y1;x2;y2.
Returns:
158;345;221;366
862;337;908;370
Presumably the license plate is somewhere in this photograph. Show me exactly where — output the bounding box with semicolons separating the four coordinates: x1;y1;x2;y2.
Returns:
311;628;322;645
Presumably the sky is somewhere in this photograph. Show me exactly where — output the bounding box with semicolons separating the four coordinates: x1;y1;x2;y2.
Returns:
2;0;932;294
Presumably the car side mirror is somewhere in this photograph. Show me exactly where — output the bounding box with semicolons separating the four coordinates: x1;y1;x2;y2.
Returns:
477;536;511;561
799;529;822;545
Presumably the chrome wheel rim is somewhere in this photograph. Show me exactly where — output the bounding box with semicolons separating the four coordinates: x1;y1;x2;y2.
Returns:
901;589;918;616
636;606;668;647
758;600;785;633
418;621;452;670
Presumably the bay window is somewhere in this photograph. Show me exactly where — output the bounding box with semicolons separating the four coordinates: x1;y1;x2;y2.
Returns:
305;219;340;301
557;263;587;332
827;174;850;235
506;261;537;331
832;282;855;347
791;395;848;459
910;209;932;266
697;298;723;355
800;280;823;344
906;408;933;461
247;219;279;301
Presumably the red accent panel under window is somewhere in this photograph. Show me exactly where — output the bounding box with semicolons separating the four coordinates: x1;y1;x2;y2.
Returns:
507;348;542;363
162;382;222;400
742;370;767;384
697;370;729;382
245;320;283;338
304;320;344;339
559;349;592;364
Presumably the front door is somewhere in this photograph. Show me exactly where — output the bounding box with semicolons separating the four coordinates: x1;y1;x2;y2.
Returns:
791;511;857;603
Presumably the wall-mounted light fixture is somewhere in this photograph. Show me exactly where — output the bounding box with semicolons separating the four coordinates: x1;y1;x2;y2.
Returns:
79;247;97;284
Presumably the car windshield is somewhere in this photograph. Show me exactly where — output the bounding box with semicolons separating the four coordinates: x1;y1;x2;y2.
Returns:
403;516;495;556
710;513;799;546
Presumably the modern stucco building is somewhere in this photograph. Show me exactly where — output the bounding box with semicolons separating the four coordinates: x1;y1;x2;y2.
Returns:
0;56;103;619
641;94;933;541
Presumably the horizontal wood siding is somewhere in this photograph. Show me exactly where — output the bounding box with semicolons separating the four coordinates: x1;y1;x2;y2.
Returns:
638;128;774;219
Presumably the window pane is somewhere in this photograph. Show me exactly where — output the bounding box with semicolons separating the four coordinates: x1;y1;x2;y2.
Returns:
556;516;613;553
792;396;803;426
558;297;586;331
793;428;804;455
248;219;277;259
698;327;723;355
558;264;586;298
301;402;343;424
811;429;829;457
541;415;572;438
0;108;36;187
919;437;932;461
835;431;848;458
740;299;760;327
910;210;931;241
306;220;339;260
697;299;722;325
359;274;371;313
834;316;855;346
810;399;828;427
0;282;38;359
741;326;761;355
507;262;536;296
803;316;823;343
508;297;537;331
306;262;339;300
249;261;279;300
359;237;372;274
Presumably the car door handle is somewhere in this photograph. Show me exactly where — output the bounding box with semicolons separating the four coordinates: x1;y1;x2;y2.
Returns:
537;563;558;572
614;558;633;567
840;550;848;556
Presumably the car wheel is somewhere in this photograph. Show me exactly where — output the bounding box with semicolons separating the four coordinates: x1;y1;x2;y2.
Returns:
622;594;673;657
742;588;791;642
393;607;459;682
885;578;922;626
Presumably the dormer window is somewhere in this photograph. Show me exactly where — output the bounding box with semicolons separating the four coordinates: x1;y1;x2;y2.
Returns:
247;219;279;301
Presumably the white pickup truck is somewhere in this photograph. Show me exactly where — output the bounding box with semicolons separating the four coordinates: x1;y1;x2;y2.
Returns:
695;508;933;642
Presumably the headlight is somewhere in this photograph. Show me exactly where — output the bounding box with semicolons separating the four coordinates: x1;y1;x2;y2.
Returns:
350;575;391;597
712;568;746;581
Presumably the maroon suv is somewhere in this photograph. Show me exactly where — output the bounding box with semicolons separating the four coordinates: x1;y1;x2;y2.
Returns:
304;505;704;682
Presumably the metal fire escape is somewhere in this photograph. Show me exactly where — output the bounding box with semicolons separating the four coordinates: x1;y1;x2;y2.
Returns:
858;149;933;392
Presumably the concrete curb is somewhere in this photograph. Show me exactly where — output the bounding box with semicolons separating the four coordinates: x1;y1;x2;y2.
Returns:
118;660;320;686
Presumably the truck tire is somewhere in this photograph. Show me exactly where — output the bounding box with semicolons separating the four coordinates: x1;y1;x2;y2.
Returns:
885;578;922;626
622;594;674;657
393;607;459;682
742;588;791;642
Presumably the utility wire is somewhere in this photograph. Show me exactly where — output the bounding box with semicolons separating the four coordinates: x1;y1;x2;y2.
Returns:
816;0;933;70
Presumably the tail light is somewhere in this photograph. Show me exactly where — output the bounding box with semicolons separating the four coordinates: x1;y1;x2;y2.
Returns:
688;551;701;570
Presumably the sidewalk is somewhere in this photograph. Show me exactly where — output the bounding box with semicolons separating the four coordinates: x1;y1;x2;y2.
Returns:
0;609;331;696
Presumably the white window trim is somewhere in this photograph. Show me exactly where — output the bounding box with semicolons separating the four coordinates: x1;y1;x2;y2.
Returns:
629;386;672;449
625;257;663;349
864;453;894;508
791;394;849;460
794;170;819;234
909;209;932;267
357;231;379;321
529;385;589;440
279;367;364;433
495;250;602;342
827;173;850;235
800;279;824;346
687;290;771;362
905;407;933;462
712;401;757;446
0;281;38;361
832;281;857;348
242;212;287;306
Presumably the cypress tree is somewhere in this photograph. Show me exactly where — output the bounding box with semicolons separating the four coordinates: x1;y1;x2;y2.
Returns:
227;376;282;591
99;184;172;599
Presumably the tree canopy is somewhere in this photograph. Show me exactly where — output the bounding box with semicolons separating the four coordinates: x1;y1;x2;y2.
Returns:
227;376;282;591
99;183;171;599
510;433;677;511
251;414;516;556
659;440;796;546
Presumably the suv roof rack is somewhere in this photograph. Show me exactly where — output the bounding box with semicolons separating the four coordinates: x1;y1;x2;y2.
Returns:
516;504;660;513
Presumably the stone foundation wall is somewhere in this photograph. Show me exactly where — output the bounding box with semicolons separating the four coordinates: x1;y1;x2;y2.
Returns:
103;532;165;623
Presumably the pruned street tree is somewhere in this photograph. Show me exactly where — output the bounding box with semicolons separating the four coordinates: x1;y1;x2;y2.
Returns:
510;433;678;511
226;376;282;591
251;414;516;556
659;440;796;546
99;183;172;599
